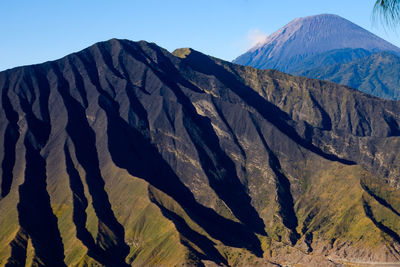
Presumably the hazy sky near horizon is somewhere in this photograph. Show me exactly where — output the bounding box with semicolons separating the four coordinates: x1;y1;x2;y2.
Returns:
1;0;398;71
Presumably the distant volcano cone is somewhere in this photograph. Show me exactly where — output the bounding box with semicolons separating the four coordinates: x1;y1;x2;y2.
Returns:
233;14;400;72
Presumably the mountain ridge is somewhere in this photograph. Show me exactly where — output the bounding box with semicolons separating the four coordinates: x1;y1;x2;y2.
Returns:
295;51;400;100
0;39;400;266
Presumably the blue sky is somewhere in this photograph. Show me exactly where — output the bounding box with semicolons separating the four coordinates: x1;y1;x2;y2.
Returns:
0;0;397;71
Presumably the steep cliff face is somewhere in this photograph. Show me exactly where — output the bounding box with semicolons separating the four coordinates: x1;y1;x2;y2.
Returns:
0;39;400;267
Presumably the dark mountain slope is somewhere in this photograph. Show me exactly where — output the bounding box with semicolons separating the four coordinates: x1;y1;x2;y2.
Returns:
295;51;400;100
0;39;399;266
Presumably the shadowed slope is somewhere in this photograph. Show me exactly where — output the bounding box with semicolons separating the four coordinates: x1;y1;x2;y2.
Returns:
0;39;400;266
52;61;130;266
13;66;66;266
0;77;20;198
94;75;264;256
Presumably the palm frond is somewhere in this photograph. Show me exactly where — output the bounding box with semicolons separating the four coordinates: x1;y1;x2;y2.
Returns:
374;0;400;27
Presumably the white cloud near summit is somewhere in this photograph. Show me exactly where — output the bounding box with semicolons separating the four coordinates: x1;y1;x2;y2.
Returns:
246;29;268;47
